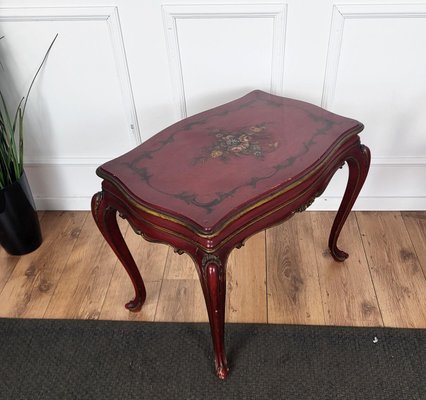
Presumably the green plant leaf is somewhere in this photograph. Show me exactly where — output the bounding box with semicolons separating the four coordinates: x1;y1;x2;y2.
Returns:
0;33;58;189
22;33;58;116
0;91;19;180
18;107;23;173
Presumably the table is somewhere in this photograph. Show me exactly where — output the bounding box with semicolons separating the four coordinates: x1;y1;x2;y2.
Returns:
91;90;370;379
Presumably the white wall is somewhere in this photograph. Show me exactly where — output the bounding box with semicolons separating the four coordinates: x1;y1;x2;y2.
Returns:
0;0;425;210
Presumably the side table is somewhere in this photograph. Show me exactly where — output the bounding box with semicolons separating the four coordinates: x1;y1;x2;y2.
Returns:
92;90;370;379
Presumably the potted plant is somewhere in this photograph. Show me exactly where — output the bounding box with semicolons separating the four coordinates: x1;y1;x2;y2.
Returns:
0;34;57;255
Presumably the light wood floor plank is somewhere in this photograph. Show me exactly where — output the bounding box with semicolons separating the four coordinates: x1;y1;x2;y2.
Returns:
0;212;45;296
163;247;198;280
0;211;86;318
155;279;208;322
266;213;325;325
226;231;267;323
357;212;426;328
311;212;383;327
0;249;20;296
43;215;127;320
155;248;207;321
1;211;424;329
100;224;169;321
402;211;426;277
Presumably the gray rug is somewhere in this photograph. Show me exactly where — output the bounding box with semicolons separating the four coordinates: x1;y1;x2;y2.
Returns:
0;319;424;399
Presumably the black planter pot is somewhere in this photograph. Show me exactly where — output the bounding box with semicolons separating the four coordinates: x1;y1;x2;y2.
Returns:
0;172;42;255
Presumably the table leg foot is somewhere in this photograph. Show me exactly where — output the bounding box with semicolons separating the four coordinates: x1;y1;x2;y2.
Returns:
329;143;371;262
216;363;230;380
92;191;147;311
125;298;144;312
330;247;349;262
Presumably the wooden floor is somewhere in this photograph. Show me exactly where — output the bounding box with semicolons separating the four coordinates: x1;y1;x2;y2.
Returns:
0;211;425;328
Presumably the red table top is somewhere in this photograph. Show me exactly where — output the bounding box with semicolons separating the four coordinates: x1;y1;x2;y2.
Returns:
98;90;363;232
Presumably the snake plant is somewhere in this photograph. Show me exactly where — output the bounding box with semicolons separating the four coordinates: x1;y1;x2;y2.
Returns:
0;34;57;189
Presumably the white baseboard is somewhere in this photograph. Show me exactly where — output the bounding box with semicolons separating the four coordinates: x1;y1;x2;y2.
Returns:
35;197;93;211
309;196;426;211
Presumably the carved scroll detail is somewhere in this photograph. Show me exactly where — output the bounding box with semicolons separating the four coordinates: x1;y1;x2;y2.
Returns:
92;192;103;224
295;196;316;213
202;254;222;271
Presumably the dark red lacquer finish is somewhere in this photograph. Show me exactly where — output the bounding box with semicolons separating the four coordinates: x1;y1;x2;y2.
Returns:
92;90;370;379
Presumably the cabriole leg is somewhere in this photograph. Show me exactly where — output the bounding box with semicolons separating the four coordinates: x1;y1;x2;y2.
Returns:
91;191;146;311
196;253;229;379
329;144;371;261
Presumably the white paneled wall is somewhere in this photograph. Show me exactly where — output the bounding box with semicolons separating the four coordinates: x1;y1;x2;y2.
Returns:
319;4;426;210
0;0;425;210
162;4;286;118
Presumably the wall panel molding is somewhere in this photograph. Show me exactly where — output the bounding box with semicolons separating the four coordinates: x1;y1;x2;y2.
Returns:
0;6;141;149
371;157;426;167
309;196;426;211
322;3;426;110
0;6;143;210
162;3;287;119
24;157;112;166
322;3;426;174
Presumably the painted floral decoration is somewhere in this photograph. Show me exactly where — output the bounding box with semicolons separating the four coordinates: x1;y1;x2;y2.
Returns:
194;124;278;163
